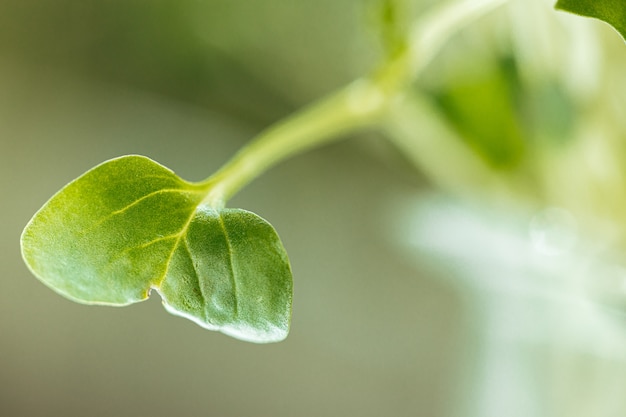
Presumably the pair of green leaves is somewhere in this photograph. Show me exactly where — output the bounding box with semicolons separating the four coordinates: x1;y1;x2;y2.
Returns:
21;156;292;343
556;0;626;41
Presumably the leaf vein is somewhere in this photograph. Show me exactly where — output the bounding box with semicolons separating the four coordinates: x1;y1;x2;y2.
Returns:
155;205;201;288
102;234;179;273
183;234;209;322
216;212;239;318
110;188;203;217
77;188;204;237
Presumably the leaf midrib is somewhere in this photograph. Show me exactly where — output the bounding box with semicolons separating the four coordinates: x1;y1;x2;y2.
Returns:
216;210;239;318
154;200;206;289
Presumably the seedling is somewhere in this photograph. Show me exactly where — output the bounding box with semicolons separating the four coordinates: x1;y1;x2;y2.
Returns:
20;0;625;343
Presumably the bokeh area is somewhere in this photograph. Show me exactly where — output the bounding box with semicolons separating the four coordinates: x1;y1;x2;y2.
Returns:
2;1;626;416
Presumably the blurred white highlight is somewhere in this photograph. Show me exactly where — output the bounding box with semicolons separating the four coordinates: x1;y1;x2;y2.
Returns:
387;193;626;417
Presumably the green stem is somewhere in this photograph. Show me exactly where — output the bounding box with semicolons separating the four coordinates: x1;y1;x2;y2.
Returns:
201;78;392;207
406;0;509;75
201;0;508;207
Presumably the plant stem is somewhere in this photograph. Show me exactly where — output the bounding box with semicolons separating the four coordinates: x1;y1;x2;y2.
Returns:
201;0;509;207
200;79;391;207
407;0;509;75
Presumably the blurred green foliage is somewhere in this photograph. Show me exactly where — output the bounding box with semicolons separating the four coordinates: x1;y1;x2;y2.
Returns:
0;0;377;125
430;56;527;168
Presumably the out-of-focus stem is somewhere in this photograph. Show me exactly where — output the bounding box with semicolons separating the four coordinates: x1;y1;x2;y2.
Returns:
200;0;509;206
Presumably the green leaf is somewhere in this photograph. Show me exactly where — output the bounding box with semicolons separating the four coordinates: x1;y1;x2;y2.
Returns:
159;207;292;343
555;0;626;41
21;155;293;343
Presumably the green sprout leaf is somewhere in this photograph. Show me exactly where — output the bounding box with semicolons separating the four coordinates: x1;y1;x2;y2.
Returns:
21;155;293;343
555;0;626;41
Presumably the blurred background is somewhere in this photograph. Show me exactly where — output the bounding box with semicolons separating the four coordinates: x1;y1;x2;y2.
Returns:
2;0;626;416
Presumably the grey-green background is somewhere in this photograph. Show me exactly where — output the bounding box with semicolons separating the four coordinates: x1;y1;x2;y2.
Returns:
0;1;464;416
